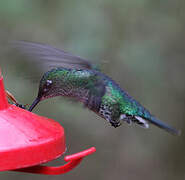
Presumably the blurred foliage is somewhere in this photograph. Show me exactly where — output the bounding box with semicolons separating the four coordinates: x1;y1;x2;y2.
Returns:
0;0;185;180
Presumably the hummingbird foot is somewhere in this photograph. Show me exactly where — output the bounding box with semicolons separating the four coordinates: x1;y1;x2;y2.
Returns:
120;114;149;128
120;114;133;125
110;120;121;128
134;116;149;129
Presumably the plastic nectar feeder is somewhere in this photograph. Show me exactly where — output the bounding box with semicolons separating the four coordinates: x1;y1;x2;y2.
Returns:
0;70;96;175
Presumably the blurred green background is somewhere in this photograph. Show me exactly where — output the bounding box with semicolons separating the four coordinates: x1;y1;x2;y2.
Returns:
0;0;185;179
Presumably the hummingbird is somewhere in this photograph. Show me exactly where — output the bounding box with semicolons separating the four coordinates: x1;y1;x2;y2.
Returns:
13;41;180;135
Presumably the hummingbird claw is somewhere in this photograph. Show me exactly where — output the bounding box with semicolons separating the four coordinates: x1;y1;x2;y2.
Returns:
110;120;121;128
120;114;133;125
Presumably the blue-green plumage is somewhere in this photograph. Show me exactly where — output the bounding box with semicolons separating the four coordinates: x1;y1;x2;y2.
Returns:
14;41;180;135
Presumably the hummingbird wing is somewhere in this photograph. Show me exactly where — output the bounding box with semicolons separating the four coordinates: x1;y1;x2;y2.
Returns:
85;77;106;111
12;41;95;70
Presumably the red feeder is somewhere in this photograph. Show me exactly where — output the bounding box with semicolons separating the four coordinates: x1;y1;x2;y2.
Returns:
0;70;96;175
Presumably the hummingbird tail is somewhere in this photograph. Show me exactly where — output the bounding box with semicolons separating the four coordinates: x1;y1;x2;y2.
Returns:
149;116;181;136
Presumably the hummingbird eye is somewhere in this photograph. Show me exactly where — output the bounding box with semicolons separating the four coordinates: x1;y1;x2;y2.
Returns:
43;80;53;92
46;80;53;86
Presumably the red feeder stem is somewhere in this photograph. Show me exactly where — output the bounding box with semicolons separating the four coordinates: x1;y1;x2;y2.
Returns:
0;69;96;175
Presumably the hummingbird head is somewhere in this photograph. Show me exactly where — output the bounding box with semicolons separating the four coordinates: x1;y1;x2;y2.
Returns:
29;70;61;111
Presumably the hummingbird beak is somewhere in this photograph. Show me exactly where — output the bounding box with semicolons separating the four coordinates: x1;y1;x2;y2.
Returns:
29;97;41;112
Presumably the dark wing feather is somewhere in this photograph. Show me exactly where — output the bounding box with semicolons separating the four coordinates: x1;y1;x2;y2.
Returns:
85;77;106;111
12;41;93;70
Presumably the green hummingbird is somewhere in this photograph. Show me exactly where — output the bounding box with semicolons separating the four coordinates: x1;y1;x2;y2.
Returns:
14;41;180;135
